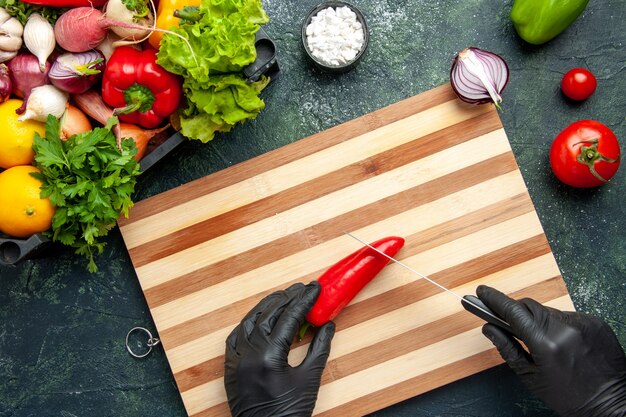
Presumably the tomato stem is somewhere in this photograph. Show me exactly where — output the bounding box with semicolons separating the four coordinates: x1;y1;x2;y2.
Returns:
574;138;619;183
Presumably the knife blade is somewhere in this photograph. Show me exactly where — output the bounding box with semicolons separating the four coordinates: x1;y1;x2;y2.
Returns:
344;231;513;333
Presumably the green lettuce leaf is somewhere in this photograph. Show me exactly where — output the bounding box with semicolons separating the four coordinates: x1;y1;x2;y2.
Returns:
157;0;269;79
156;0;270;143
180;74;269;143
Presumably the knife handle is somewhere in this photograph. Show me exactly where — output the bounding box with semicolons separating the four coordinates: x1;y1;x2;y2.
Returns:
462;295;513;334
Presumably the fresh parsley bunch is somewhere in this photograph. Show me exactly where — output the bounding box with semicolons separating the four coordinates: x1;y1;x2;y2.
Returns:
32;116;141;272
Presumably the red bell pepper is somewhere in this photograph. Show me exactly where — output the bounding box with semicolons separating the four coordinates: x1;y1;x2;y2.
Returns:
20;0;107;7
102;46;182;129
304;236;405;332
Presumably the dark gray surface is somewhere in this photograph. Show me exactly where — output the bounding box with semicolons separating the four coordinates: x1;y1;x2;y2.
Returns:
1;0;624;416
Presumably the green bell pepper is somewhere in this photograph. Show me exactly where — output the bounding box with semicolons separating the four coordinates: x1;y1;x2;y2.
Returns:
510;0;590;45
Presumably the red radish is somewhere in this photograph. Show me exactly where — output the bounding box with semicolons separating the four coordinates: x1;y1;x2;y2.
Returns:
104;0;153;43
54;7;195;56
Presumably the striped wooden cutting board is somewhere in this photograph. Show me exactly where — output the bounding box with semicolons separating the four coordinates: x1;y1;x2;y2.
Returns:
118;84;574;417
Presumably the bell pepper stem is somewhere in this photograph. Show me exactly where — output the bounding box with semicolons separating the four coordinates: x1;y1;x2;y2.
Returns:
113;102;143;116
116;83;155;115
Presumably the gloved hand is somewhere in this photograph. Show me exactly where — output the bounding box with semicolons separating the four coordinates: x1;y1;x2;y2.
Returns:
477;285;626;417
224;282;336;417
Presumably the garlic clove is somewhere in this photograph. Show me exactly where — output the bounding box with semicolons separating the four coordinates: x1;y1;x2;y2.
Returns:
23;13;55;72
17;84;68;122
2;16;24;37
0;35;22;51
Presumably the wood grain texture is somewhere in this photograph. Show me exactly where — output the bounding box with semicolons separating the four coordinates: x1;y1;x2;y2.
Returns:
118;84;574;417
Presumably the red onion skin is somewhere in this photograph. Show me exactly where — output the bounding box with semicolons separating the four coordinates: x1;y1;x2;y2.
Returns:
7;54;51;114
0;64;11;104
50;51;106;94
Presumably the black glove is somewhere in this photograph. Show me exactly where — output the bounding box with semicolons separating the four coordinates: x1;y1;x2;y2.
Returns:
477;285;626;417
224;282;336;417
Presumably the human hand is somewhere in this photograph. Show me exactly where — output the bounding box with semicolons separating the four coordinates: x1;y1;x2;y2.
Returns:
224;282;336;417
477;285;626;417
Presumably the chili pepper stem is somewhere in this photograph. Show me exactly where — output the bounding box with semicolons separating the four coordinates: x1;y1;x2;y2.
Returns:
298;322;312;340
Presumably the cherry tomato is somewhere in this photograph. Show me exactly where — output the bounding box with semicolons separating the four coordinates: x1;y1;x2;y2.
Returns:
561;68;597;101
550;120;621;188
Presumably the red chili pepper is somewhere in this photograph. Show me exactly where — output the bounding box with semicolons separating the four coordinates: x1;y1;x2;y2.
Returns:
101;46;182;129
20;0;107;7
304;236;405;332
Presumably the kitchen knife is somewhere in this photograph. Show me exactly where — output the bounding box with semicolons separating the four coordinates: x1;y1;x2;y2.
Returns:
344;231;513;333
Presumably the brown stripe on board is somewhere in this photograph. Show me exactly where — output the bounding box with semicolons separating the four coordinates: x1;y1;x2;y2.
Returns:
171;235;554;390
120;85;460;225
144;152;518;309
405;193;532;255
128;111;503;267
158;191;535;350
315;349;505;417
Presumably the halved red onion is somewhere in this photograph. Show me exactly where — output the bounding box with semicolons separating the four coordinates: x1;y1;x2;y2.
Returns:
49;50;106;94
450;47;509;107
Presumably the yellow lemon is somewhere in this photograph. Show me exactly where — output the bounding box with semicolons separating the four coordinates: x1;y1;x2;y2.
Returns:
0;99;46;169
0;165;55;238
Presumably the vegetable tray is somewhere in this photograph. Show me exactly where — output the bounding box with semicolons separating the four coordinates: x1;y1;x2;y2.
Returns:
117;84;574;416
0;28;278;267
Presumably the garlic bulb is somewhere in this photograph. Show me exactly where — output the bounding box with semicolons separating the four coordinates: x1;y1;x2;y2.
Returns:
0;7;23;63
18;85;69;122
23;13;55;72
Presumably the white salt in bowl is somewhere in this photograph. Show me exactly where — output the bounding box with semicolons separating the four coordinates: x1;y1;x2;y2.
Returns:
301;1;369;73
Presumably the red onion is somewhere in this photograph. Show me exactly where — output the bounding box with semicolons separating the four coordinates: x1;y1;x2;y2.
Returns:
49;50;106;94
450;47;509;107
0;64;11;103
7;53;51;114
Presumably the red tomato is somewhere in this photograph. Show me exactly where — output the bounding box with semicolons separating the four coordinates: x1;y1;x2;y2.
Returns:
561;68;597;101
550;120;621;187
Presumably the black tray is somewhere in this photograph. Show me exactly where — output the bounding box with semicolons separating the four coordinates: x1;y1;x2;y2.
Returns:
0;28;279;267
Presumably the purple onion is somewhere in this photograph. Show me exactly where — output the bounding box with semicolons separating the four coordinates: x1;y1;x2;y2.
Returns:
49;50;106;95
0;64;11;104
450;47;509;107
7;54;51;114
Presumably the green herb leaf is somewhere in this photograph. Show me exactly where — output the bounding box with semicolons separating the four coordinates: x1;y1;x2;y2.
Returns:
33;128;67;169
